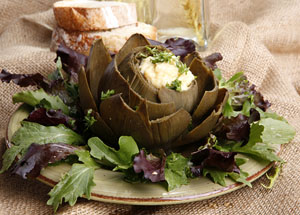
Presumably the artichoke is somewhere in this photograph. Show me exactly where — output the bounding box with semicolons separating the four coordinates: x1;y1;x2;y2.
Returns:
79;34;228;150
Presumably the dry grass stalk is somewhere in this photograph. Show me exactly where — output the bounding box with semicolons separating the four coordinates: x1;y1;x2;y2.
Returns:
180;0;203;44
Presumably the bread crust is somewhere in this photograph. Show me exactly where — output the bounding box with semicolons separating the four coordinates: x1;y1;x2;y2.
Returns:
53;1;137;31
51;23;157;55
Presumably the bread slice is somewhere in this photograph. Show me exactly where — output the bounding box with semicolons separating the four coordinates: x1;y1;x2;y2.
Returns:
50;22;157;55
53;0;137;31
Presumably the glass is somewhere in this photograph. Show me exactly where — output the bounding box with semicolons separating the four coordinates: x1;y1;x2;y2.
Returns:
151;0;209;50
103;0;153;23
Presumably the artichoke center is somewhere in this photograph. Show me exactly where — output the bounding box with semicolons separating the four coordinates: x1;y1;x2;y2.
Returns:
139;50;195;92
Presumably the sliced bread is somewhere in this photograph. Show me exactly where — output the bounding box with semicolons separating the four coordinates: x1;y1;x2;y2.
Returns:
51;22;157;55
53;0;137;31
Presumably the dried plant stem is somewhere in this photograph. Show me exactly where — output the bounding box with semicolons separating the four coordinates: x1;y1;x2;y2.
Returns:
180;0;203;44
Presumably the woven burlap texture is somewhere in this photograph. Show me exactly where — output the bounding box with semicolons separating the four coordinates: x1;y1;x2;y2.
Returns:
0;0;299;214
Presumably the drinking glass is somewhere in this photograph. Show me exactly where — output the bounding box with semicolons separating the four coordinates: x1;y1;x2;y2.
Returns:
151;0;209;50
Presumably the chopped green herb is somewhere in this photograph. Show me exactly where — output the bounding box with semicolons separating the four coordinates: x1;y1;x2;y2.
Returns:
101;89;115;101
145;46;174;64
176;60;189;75
84;109;96;131
166;79;182;92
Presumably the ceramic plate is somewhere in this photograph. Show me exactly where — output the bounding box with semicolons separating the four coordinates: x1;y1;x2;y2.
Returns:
6;104;276;205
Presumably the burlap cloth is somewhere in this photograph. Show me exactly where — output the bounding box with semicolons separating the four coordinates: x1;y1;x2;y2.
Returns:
0;0;299;214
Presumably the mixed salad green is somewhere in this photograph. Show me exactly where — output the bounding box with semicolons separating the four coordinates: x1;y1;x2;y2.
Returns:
0;38;295;212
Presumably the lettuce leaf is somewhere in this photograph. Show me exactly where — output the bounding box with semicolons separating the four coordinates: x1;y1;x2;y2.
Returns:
0;143;30;173
47;163;96;212
260;118;296;145
13;88;69;115
25;108;76;130
0;122;85;173
12;121;84;146
231;123;283;162
164;153;189;191
47;150;98;212
203;168;251;187
0;69;50;89
133;150;165;182
88;136;139;170
12;143;78;179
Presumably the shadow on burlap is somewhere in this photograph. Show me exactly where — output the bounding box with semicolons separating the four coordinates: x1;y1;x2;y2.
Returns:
0;0;299;214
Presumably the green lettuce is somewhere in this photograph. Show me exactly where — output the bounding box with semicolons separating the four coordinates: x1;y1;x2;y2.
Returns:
88;136;139;170
13;88;69;115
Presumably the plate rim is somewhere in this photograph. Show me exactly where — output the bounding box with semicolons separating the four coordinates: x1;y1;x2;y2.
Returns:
5;104;276;206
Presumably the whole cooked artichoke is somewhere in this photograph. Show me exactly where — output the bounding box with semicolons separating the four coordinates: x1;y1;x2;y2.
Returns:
79;34;228;150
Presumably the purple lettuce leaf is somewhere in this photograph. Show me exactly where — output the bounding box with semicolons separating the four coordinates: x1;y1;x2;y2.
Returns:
249;85;271;111
0;69;50;90
219;114;250;142
12;143;78;179
215;109;261;142
25;108;76;130
149;37;196;61
203;53;223;70
55;44;88;83
191;149;240;177
133;150;165;182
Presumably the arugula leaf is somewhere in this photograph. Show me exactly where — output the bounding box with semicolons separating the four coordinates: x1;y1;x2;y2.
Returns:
164;153;189;191
13;88;69;115
203;168;228;186
47;149;98;212
75;150;99;169
88;136;139;170
47;163;96;212
12;121;85;146
261;164;282;189
228;170;251;187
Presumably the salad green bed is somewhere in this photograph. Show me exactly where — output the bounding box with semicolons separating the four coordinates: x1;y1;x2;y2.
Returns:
0;40;295;212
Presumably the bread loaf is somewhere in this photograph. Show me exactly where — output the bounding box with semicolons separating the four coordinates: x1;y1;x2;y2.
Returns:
53;0;137;31
51;22;157;55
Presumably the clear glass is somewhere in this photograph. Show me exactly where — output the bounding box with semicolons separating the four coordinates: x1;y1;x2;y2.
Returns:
103;0;153;23
151;0;209;50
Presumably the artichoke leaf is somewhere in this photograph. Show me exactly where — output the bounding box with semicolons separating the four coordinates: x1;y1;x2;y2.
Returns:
99;94;154;148
176;88;228;146
190;58;219;122
78;67;97;112
184;52;201;66
190;58;215;100
99;61;131;103
90;111;118;146
100;55;176;121
128;90;176;120
192;78;218;122
118;52;158;102
158;80;199;113
87;39;112;104
150;109;191;149
115;33;150;65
